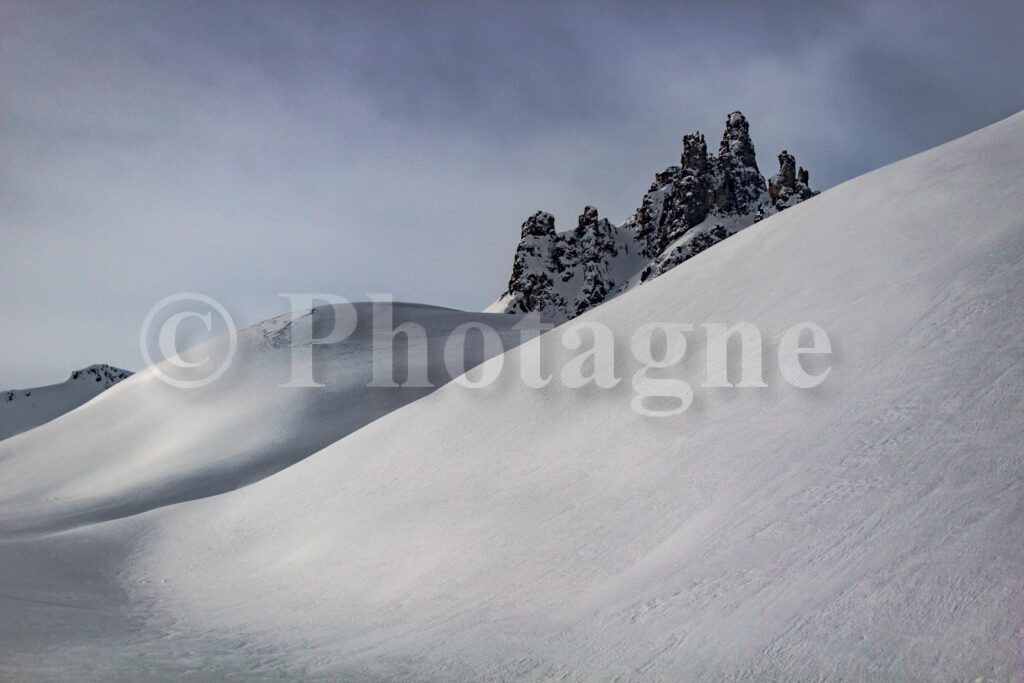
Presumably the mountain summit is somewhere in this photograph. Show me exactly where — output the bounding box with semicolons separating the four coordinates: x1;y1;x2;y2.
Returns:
491;111;816;320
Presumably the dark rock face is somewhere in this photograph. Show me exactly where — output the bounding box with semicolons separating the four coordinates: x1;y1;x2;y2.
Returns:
69;364;133;386
681;132;709;175
573;206;618;316
713;111;767;217
630;111;772;264
504;205;621;318
769;150;817;210
497;111;817;320
503;211;568;315
719;111;758;168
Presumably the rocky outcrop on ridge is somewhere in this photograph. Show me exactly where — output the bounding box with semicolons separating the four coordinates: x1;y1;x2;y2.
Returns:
497;111;817;320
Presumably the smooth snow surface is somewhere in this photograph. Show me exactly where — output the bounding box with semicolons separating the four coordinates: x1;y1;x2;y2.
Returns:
0;304;537;534
3;112;1024;680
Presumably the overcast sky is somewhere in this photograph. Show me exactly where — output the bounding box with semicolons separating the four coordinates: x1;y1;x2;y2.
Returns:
2;0;1023;387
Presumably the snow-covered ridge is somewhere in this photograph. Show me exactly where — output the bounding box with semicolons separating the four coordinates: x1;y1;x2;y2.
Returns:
2;110;1022;679
492;111;816;320
0;364;132;440
0;303;539;534
120;110;1022;678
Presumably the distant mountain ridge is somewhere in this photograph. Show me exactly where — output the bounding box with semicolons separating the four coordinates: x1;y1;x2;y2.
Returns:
491;111;817;320
0;364;132;440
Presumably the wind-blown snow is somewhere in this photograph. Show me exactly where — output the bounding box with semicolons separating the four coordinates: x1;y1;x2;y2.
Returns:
0;304;538;534
2;112;1024;679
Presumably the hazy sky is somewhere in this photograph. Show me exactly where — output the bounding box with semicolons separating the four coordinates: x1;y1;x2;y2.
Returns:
2;0;1023;387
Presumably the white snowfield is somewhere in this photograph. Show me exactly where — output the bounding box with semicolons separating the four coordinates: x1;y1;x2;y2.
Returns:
0;364;131;441
2;112;1024;680
0;304;538;534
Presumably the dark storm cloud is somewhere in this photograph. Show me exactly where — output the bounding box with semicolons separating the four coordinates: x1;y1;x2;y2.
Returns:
2;0;1022;386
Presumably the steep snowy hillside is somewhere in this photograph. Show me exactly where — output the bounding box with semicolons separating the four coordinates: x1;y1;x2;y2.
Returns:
125;111;1024;678
0;304;539;534
0;364;131;440
1;111;1022;680
490;111;816;320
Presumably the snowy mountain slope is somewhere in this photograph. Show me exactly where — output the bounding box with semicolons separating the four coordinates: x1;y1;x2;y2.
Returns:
0;303;539;534
491;111;817;320
0;364;131;440
90;112;1024;678
1;111;1022;680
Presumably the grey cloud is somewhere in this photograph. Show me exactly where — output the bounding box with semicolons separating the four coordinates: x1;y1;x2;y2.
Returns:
1;0;1022;387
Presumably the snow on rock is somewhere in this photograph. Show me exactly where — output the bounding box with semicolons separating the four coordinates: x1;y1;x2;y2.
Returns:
498;111;818;321
503;210;567;315
0;364;132;441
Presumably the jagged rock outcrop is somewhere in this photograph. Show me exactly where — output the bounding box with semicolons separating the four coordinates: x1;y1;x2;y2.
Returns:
496;111;817;320
503;206;620;318
714;111;767;216
769;150;817;210
69;364;133;386
503;211;567;315
573;206;618;315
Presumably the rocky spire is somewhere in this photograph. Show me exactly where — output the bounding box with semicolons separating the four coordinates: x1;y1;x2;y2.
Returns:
574;205;600;238
681;132;709;175
519;210;556;239
573;206;617;257
718;111;758;169
713;111;766;215
573;206;618;315
503;211;567;315
769;150;817;210
776;150;797;189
